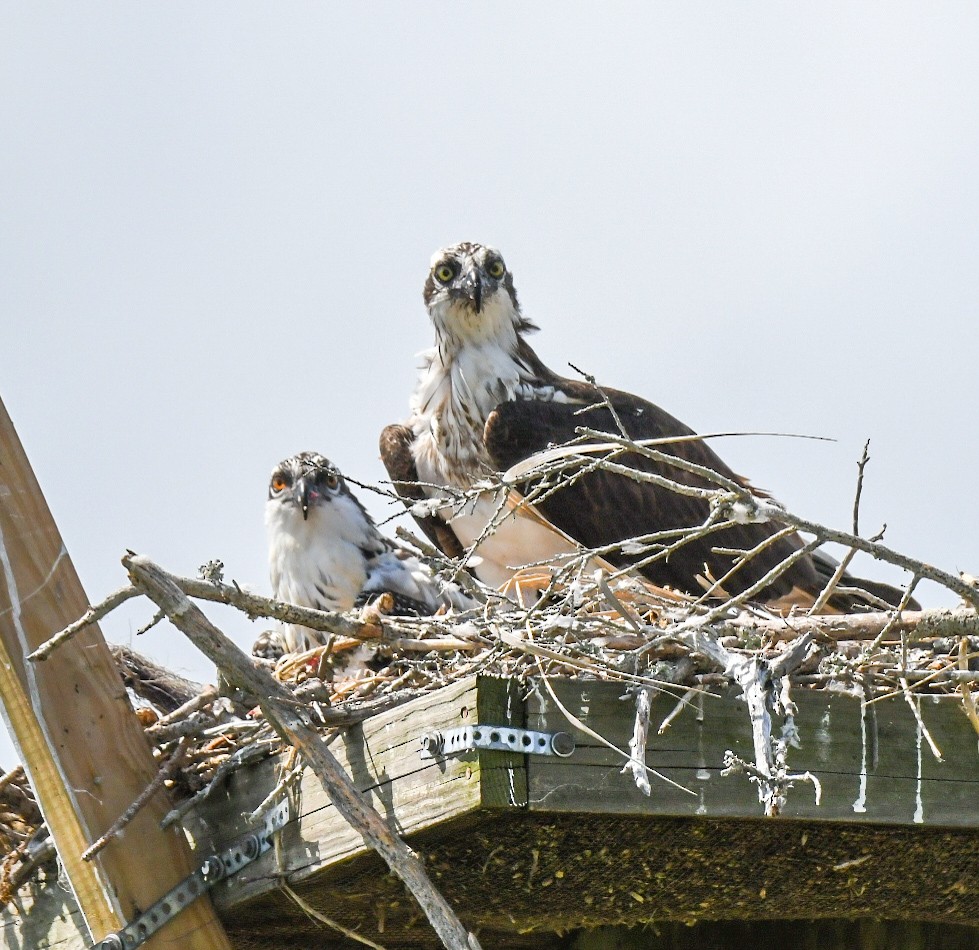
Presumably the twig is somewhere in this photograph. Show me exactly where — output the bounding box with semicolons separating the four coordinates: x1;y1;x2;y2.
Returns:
0;765;25;796
866;578;922;652
160;740;277;830
529;651;694;796
568;363;629;438
499;630;703;698
28;584;140;660
691;605;977;644
809;441;871;614
900;679;943;762
282;884;388;949
81;736;190;862
387;637;483;653
957;637;979;741
595;573;644;633
135;607;166;636
247;756;308;826
31;572;380;663
148;683;220;731
658;689;698;735
620;687;652;796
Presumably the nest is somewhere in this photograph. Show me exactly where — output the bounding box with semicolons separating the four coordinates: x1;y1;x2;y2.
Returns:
5;427;979;919
3;555;978;907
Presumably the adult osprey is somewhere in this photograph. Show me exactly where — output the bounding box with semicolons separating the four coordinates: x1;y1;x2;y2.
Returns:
254;451;472;659
379;241;915;612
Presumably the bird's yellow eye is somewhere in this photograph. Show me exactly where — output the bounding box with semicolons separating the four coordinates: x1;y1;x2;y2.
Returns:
271;474;288;492
434;262;456;283
487;259;505;279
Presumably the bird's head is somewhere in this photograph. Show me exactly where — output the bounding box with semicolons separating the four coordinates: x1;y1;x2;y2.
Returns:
266;451;346;522
423;242;533;347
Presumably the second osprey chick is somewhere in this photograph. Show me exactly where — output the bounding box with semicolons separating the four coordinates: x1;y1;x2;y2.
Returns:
256;451;471;659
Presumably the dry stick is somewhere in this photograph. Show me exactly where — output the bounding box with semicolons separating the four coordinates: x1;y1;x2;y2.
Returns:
809;440;872;614
595;574;644;633
80;736;191;862
28;583;141;660
281;884;387;950
498;630;706;700
567;363;630;438
770;496;975;607
0;764;25;796
700;539;823;622
702;605;979;643
900;681;943;762
30;571;381;663
863;648;979;705
160;741;278;830
148;683;221;731
957;638;979;739
693;525;800;604
658;689;698;735
574;426;750;496
6;831;56;896
528;652;695;797
123;554;481;950
621;687;652;796
388;637;482;653
563;426;979;609
865;577;923;653
613;513;732;582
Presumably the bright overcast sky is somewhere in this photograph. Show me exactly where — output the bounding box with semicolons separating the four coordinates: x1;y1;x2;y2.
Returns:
2;5;977;763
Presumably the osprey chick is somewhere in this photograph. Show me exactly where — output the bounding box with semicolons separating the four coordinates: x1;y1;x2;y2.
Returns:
254;451;472;659
380;241;916;612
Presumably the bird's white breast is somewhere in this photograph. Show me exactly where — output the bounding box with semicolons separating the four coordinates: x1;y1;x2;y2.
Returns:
408;325;578;587
265;495;373;652
441;494;581;588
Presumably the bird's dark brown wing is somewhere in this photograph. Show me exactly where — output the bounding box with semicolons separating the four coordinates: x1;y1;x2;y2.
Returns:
483;382;823;603
379;423;466;560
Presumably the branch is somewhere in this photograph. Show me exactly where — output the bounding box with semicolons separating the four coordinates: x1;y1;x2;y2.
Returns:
686;607;979;643
28;583;139;660
30;569;381;663
123;553;481;950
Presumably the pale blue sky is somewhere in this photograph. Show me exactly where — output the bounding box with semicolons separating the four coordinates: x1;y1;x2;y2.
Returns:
2;4;977;764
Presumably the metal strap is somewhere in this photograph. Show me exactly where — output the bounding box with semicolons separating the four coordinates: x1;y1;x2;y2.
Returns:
420;724;575;759
91;798;290;950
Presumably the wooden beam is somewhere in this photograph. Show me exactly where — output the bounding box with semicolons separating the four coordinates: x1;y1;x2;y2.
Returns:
180;672;979;912
526;679;979;825
181;674;526;909
0;396;231;948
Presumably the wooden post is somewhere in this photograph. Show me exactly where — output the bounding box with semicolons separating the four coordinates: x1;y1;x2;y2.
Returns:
0;396;232;949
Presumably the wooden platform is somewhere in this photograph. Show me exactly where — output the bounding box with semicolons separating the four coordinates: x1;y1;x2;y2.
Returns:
6;674;979;948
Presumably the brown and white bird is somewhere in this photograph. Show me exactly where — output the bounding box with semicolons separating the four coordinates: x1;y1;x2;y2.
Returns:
379;241;916;612
253;451;473;659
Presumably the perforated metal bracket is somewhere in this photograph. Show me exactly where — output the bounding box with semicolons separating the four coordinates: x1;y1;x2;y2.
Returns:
90;798;290;950
420;724;575;760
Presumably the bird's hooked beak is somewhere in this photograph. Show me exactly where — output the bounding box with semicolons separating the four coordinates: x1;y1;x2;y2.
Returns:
295;477;315;521
460;267;483;313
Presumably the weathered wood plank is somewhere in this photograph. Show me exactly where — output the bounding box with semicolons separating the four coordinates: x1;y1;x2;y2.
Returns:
10;673;958;946
0;397;231;948
187;675;528;909
181;673;979;925
527;679;979;825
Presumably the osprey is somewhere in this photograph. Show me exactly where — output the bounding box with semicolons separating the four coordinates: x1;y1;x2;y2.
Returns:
253;451;472;659
379;241;916;612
